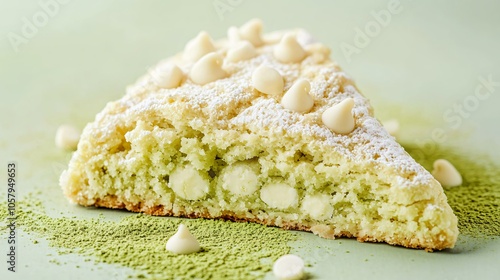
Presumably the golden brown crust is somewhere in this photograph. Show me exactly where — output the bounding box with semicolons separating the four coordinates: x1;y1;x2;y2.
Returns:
88;195;451;251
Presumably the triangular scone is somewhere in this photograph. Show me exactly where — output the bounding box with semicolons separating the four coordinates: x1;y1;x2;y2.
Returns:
60;20;458;250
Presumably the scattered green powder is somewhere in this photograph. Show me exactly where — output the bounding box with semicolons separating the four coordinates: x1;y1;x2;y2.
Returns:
403;143;500;237
1;143;499;278
0;198;295;279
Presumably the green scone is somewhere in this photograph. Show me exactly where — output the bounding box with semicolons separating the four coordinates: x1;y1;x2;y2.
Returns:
60;19;458;251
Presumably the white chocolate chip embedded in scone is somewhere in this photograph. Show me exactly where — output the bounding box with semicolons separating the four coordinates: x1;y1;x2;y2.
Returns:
301;194;334;221
260;182;298;210
220;162;259;197
169;165;210;200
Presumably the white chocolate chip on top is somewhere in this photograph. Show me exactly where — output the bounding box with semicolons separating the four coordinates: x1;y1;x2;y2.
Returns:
322;98;355;134
273;33;306;63
151;64;184;89
183;31;216;62
239;18;264;47
252;65;284;95
305;43;331;63
55;125;81;151
227;26;240;43
432;159;462;188
165;224;201;255
226;41;257;62
382;119;400;137
281;79;314;113
273;254;305;280
260;182;298;210
189;52;227;85
295;28;317;46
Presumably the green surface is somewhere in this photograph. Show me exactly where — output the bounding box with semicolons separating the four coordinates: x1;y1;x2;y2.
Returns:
1;0;499;279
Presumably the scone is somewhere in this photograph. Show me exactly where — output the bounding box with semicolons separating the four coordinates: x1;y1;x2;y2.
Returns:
60;19;458;250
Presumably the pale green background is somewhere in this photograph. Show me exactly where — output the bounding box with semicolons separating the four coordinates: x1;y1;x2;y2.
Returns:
1;1;499;279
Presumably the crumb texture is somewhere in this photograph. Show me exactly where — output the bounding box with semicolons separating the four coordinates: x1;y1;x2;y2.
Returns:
60;28;458;250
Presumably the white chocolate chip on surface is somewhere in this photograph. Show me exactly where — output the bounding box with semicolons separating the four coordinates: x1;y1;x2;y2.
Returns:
273;254;305;280
151;64;184;89
239;18;264;47
183;31;216;62
432;159;463;188
273;33;306;63
226;41;257;62
165;224;201;255
260;182;298;210
55;125;81;151
281;79;314;113
322;98;355;134
189;52;227;85
169;165;209;200
382;119;400;137
252;65;284;95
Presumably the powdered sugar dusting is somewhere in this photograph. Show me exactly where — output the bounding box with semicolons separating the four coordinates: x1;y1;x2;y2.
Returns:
117;30;434;187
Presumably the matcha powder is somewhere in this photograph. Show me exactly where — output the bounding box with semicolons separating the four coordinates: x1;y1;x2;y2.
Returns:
403;143;500;238
0;199;295;279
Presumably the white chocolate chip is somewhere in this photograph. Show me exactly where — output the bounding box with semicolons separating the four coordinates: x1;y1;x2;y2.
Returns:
55;125;80;151
260;182;298;210
295;28;317;46
304;43;331;63
281;79;314;113
151;64;184;89
382;119;400;137
432;159;463;188
301;194;333;220
189;52;227;85
273;33;306;63
252;65;284;95
226;41;257;62
322;98;355;134
221;162;259;196
239;18;263;47
273;254;305;280
227;26;240;43
183;31;216;62
169;165;209;200
165;224;201;255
